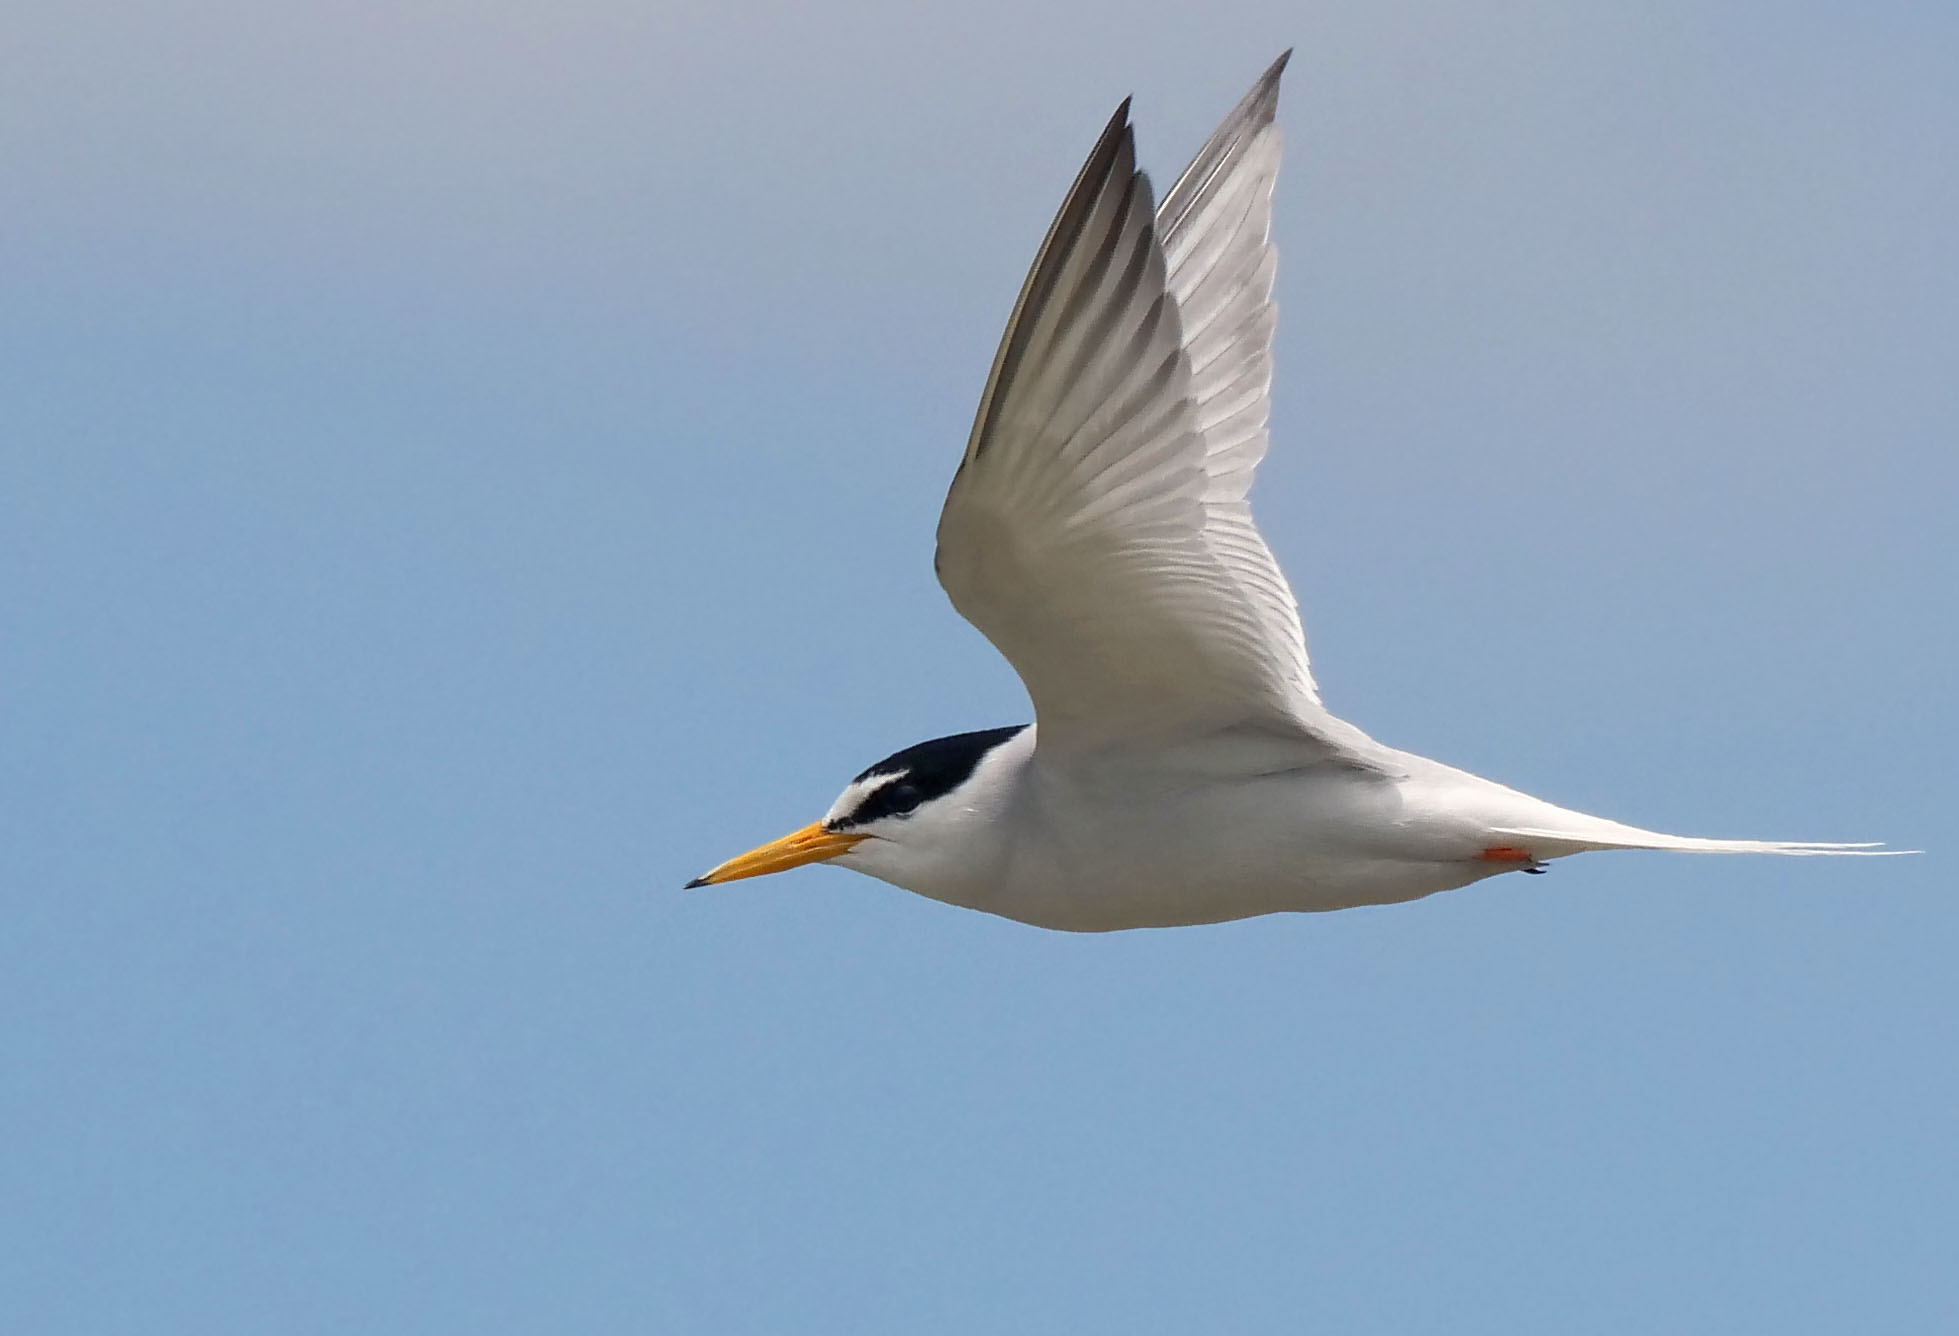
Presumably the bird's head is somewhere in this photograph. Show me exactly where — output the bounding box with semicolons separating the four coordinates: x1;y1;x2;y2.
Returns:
685;725;1030;892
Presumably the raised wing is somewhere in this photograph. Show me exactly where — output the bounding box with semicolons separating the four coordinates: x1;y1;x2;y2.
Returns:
936;54;1370;759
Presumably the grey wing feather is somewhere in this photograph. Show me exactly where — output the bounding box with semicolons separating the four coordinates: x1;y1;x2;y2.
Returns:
1156;52;1323;703
937;55;1376;761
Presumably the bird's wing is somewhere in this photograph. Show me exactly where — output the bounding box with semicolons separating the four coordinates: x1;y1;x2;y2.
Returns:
936;54;1372;760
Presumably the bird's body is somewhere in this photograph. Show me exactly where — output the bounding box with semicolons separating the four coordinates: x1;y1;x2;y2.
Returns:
688;54;1890;929
820;724;1866;932
840;726;1509;931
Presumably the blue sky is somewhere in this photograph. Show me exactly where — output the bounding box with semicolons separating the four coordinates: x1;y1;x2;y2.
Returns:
3;2;1953;1331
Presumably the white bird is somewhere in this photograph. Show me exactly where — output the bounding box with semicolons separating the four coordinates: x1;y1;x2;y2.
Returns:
688;53;1889;931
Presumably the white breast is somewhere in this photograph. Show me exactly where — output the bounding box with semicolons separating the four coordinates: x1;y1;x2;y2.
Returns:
873;739;1509;931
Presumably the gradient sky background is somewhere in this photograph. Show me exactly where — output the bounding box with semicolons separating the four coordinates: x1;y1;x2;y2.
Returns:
4;1;1954;1331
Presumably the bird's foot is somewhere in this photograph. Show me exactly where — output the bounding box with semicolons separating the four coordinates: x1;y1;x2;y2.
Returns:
1478;845;1547;875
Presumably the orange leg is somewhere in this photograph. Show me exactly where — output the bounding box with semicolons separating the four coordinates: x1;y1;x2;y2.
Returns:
1477;846;1535;863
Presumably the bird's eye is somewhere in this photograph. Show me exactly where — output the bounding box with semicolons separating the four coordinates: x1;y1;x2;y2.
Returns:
835;774;928;829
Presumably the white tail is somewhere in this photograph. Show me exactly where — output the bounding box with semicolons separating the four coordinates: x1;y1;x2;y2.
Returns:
1488;821;1907;860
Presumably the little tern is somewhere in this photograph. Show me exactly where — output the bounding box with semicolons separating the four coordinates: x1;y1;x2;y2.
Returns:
688;53;1889;931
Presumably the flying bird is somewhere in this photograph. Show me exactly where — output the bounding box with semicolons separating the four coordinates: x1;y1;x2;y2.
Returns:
688;53;1887;930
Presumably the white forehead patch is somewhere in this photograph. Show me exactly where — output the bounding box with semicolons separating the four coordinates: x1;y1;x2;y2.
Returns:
822;770;905;827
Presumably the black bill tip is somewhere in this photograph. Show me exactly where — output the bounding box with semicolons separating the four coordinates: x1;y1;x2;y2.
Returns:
682;876;710;890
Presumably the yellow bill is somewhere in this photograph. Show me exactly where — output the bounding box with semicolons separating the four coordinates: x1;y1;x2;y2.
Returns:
684;821;868;888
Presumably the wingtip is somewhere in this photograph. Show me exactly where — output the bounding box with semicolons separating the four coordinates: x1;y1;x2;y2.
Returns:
1088;94;1135;162
1236;50;1292;127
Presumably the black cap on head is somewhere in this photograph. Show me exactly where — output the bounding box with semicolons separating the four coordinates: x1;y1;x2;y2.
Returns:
831;725;1028;829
